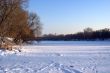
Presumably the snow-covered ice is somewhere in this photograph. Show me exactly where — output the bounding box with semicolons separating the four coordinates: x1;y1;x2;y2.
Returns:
0;41;110;73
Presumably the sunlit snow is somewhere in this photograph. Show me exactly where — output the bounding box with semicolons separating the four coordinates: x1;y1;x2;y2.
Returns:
0;41;110;73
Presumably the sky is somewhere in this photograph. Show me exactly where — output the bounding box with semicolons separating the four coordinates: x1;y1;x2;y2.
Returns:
29;0;110;35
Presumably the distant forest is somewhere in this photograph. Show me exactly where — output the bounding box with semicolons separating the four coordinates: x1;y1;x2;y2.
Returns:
39;28;110;41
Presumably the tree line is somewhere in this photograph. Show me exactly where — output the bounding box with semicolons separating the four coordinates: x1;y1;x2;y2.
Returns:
41;28;110;41
0;0;42;49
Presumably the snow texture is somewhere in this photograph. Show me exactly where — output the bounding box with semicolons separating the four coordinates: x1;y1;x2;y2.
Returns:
0;41;110;73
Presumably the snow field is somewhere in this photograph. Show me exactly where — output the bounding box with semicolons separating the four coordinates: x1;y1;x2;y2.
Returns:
0;41;110;73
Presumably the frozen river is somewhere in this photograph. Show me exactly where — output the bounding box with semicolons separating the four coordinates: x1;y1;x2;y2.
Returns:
0;41;110;73
35;41;110;46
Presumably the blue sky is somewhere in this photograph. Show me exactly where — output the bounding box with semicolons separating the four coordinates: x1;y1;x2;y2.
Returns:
29;0;110;34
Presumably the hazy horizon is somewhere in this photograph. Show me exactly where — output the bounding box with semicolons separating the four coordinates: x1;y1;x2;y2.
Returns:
29;0;110;35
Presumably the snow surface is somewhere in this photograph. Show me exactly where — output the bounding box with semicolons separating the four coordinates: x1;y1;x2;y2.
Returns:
0;41;110;73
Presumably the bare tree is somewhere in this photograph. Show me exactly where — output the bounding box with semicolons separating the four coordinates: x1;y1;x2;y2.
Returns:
84;27;93;40
84;27;93;33
0;0;28;49
29;12;42;38
0;0;42;49
0;0;27;26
